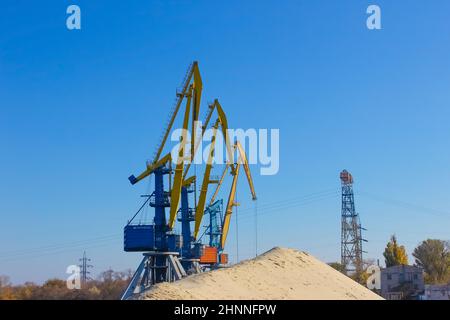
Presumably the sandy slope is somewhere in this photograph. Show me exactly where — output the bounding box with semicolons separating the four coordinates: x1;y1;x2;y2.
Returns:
140;247;383;300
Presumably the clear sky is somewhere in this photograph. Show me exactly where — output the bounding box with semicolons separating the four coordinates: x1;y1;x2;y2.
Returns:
1;0;450;284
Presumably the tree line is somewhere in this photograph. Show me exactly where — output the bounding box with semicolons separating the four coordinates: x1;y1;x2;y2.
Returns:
0;269;132;300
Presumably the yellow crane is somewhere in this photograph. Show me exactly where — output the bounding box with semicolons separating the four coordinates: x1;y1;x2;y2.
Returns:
200;141;257;252
191;99;233;239
220;141;257;250
128;61;203;230
127;61;256;260
128;62;235;235
123;61;257;299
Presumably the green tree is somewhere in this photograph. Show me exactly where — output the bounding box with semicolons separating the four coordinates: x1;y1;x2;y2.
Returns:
413;239;450;284
383;235;408;267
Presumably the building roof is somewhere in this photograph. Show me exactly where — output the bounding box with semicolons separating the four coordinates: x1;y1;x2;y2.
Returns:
382;265;423;273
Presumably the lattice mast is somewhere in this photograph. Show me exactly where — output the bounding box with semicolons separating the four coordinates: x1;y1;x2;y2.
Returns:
340;170;366;275
79;251;93;286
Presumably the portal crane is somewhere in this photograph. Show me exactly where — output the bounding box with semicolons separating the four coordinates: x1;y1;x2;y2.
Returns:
122;62;204;299
121;61;257;298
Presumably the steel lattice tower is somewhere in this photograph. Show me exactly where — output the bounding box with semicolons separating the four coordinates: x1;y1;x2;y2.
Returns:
79;251;93;286
340;170;366;275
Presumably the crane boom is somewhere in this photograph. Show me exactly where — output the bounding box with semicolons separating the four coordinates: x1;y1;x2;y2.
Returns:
193;119;220;239
190;64;203;161
190;99;238;239
219;141;257;250
168;91;192;229
220;162;240;251
153;61;202;165
128;153;172;185
235;142;257;200
128;61;203;231
183;99;233;180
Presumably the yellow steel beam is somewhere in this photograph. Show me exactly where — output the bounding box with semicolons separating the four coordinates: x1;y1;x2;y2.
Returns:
130;62;201;187
182;175;196;187
213;100;233;165
183;99;232;180
152;63;197;165
208;164;230;206
193;119;220;239
219;142;257;251
168;90;192;229
220;162;240;250
235;142;257;200
191;62;203;161
129;152;172;184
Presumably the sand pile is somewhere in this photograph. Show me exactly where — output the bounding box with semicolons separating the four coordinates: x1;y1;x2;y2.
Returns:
140;247;382;300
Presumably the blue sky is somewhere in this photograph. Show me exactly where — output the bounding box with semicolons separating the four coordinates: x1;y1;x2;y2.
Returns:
1;0;450;284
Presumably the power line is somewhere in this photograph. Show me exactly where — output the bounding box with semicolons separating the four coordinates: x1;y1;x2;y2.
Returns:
0;234;121;259
0;189;341;264
236;189;337;215
358;190;450;219
237;192;339;221
0;237;121;263
4;188;444;266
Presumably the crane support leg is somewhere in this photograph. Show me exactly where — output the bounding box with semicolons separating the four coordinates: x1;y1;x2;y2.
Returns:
120;251;186;300
120;256;147;300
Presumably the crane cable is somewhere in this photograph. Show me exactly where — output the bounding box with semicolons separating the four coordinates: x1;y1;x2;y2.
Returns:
235;192;239;263
127;196;151;225
255;199;258;257
140;174;153;224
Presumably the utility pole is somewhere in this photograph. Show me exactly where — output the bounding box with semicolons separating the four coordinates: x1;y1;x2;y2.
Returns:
340;170;367;276
79;251;93;287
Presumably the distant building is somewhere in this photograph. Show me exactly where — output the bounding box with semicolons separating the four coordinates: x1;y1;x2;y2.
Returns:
421;284;450;300
380;265;424;300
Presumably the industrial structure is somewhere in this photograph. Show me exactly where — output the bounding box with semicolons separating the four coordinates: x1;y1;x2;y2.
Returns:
121;62;256;299
340;170;366;275
380;265;424;300
78;251;92;287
